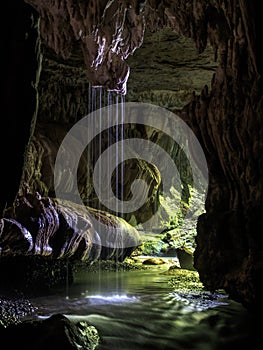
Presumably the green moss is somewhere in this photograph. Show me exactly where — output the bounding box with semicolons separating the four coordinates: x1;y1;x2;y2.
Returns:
77;322;100;350
140;240;166;256
165;268;204;292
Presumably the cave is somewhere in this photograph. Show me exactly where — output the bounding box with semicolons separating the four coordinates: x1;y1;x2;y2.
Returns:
0;1;262;349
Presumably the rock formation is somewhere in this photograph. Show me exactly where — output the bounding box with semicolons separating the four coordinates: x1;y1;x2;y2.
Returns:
19;123;164;227
1;191;141;261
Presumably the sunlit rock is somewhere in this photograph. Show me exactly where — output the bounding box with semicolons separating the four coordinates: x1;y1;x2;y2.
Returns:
142;257;166;265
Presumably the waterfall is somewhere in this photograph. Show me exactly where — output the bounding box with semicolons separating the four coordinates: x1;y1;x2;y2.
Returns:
115;94;119;217
85;85;129;277
120;93;125;220
107;91;113;217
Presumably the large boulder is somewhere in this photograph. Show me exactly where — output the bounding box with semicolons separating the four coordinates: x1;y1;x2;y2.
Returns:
2;192;141;261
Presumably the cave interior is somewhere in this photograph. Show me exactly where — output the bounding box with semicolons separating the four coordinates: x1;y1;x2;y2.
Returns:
0;0;263;345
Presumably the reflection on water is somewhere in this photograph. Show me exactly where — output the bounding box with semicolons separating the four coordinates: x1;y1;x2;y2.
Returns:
86;294;138;304
165;290;229;312
25;265;262;350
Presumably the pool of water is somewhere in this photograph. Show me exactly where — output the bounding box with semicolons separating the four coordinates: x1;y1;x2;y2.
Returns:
21;263;262;350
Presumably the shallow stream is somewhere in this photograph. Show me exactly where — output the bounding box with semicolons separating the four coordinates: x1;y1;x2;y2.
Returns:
21;260;262;350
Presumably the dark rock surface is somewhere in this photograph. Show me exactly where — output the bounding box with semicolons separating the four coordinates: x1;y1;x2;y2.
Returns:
0;313;99;350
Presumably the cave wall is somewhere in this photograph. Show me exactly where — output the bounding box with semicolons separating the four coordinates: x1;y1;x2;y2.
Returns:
0;1;39;215
145;0;262;309
2;1;262;309
178;1;263;309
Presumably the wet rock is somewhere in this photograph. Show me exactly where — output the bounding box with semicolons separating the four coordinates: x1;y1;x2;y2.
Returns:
176;247;196;271
0;295;36;328
0;313;99;350
142;257;166;265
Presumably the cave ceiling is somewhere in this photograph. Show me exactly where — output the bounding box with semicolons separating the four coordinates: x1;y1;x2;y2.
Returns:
39;26;217;119
126;27;217;109
25;0;219;103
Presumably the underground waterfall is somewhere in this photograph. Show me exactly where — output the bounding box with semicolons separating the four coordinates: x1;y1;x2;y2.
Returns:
1;1;262;349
